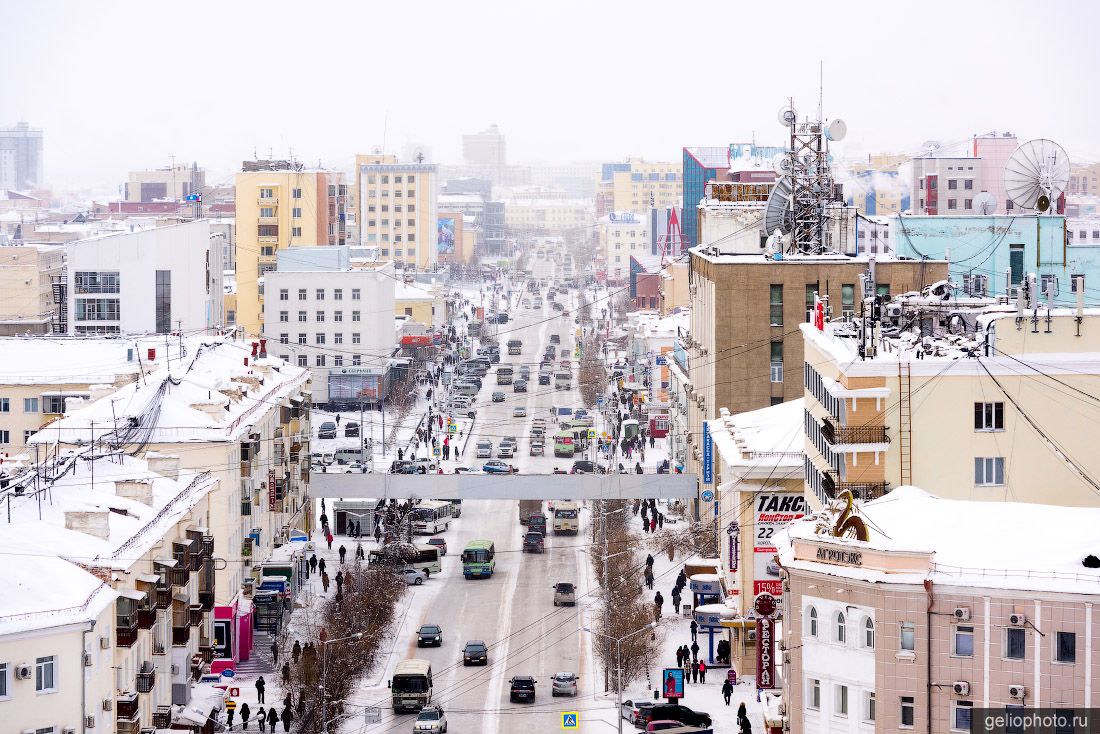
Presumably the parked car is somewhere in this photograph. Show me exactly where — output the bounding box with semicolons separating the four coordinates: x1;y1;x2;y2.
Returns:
522;531;545;553
417;624;443;647
343;421;360;437
399;568;426;585
413;705;447;733
509;676;537;702
513;406;527;417
482;460;515;474
492;391;506;402
647;704;712;728
551;672;578;697
621;700;656;726
570;460;603;474
426;537;447;555
552;582;576;606
318;421;337;439
462;640;488;665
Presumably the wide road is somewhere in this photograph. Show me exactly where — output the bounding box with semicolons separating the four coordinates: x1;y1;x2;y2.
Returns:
351;258;618;734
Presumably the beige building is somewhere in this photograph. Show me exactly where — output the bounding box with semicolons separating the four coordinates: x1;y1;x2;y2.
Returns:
504;197;592;237
356;154;438;271
801;289;1100;509
596;211;648;283
234;161;347;336
660;260;689;314
596;158;682;217
125;163;204;202
0;244;64;334
777;486;1100;734
1070;162;1100;197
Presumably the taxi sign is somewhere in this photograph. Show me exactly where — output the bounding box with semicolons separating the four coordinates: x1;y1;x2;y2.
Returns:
562;712;578;730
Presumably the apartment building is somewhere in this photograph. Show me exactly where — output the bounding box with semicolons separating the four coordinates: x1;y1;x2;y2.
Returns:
0;244;64;334
234;161;347;336
596;211;648;283
1069;162;1100;197
778;486;1100;734
355;154;438;271
0;121;44;189
125;163;204;202
911;155;983;215
262;246;397;407
595;158;682;217
801;288;1100;509
503;197;592;237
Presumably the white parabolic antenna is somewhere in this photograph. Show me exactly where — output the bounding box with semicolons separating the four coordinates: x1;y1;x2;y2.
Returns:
764;176;794;235
1004;138;1069;212
777;106;798;128
825;119;847;142
771;152;791;175
973;191;996;215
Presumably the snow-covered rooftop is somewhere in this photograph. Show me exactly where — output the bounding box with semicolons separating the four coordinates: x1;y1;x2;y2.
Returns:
0;336;143;386
708;399;805;473
778;486;1100;594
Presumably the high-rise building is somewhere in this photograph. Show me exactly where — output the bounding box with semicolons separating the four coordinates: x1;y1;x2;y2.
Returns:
234;161;347;336
595;158;681;218
462;125;506;172
0;121;44;189
972;131;1018;214
356;154;439;271
125;162;205;202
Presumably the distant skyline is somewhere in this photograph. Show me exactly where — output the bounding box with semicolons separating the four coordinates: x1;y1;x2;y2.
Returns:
3;0;1098;193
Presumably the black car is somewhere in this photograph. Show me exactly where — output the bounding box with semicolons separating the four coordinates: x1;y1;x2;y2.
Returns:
522;531;545;553
538;373;551;385
417;624;443;647
550;334;561;344
570;460;603;474
513;379;527;393
648;704;712;728
344;421;360;437
509;675;536;702
463;640;488;665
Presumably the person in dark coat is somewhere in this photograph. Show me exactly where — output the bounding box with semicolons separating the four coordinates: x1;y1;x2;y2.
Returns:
266;707;278;731
255;676;266;703
292;640;302;664
339;545;347;564
635;462;643;474
321;572;330;593
645;554;654;568
309;555;318;574
356;542;365;561
335;571;344;590
283;691;291;711
318;557;326;575
722;678;734;705
691;660;699;683
281;662;290;684
297;689;305;718
690;639;700;661
671;587;682;614
676;646;684;668
654;591;664;622
270;640;279;664
257;706;267;732
657;512;664;529
240;702;251;730
690;619;698;641
319;512;329;529
281;706;293;732
227;705;236;729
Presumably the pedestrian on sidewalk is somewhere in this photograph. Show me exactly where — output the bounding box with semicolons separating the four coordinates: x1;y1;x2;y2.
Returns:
683;658;692;684
356;543;365;561
318;557;326;575
374;524;382;543
646;553;654;568
281;662;290;685
635;462;643;474
292;640;301;664
335;571;344;591
690;619;698;641
257;706;267;732
397;447;404;461
326;530;334;550
699;660;707;683
650;434;656;448
240;702;251;730
266;707;278;732
632;499;640;516
675;646;684;668
282;691;291;712
691;639;700;661
654;591;664;622
309;555;318;574
658;512;664;529
691;661;699;683
227;704;236;729
649;517;657;532
335;414;341;425
321;572;330;593
297;689;305;718
339;545;347;564
644;566;654;589
270;639;279;664
671;587;681;614
255;676;266;703
722;678;733;705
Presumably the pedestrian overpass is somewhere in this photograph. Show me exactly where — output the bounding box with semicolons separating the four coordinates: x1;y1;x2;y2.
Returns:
309;472;699;500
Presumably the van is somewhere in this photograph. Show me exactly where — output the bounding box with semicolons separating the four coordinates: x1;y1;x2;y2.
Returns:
476;440;493;458
454;382;479;397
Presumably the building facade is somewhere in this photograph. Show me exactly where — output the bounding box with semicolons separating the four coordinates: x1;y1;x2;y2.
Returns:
911;155;983;215
0;244;64;334
683;144;787;248
596;158;681;217
234;162;347;336
0;121;44;189
356;154;439;271
597;211;648;283
125;163;205;203
1069;162;1100;197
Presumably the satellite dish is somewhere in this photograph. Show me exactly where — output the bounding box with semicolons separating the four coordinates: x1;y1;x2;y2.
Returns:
921;140;942;154
825;119;847;142
771;153;791;175
777;106;798;127
973;191;996;215
764;176;794;235
1004;138;1069;211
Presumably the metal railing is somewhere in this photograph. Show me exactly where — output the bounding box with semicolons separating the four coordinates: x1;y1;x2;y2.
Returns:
821;418;888;445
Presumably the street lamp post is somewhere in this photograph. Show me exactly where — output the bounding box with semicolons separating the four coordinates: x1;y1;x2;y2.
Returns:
583;622;657;734
320;631;364;733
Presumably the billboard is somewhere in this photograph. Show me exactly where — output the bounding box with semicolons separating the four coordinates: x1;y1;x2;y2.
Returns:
753;492;807;597
437;216;456;256
756;616;776;690
661;668;685;700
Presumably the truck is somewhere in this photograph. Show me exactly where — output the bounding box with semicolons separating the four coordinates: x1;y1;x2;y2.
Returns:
507;339;523;355
518;500;542;525
468;320;484;337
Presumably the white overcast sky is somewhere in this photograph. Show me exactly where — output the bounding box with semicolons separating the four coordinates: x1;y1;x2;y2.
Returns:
3;0;1098;191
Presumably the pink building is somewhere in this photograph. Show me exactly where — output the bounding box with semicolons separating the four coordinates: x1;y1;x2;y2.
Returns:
776;487;1100;734
973;132;1019;215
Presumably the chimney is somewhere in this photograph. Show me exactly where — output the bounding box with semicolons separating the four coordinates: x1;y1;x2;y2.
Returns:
114;479;154;506
147;348;156;362
64;510;111;540
145;452;180;480
251;342;259;358
259;339;268;358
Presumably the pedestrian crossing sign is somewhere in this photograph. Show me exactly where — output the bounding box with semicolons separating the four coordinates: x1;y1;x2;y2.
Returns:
561;711;578;729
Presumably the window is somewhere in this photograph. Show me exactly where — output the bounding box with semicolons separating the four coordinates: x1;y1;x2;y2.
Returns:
877;284;890;298
297;355;308;367
407;175;415;183
298;311;307;322
297;333;307;345
769;341;783;383
835;612;847;643
1006;199;1014;211
154;271;171;333
948;179;958;190
809;678;821;709
35;655;55;692
1055;631;1076;663
258;224;279;237
316;288;325;301
279;289;289;301
948;199;958;210
974;457;1005;486
75;298;121;321
279;334;288;345
352;311;361;322
805;284;819;321
279;311;289;322
334;288;343;300
901;697;915;727
292;187;302;198
1005;627;1026;659
964;179;974;190
841;284;855;317
769;284;784;325
408;205;415;213
974;402;1004;431
292;226;302;237
954;626;974;656
1004;705;1025;734
404;307;413;317
24;397;38;413
74;271;120;294
954;701;973;732
381;176;389;184
316;355;326;367
352;289;361;300
864;692;876;723
333;310;343;322
298;289;307;300
0;662;7;698
352;355;361;366
315;334;326;345
1010;244;1025;285
835;684;848;716
1071;274;1085;293
333;333;343;345
0;430;8;443
292;207;302;218
352;333;361;344
333;356;344;367
1041;274;1059;297
259;188;275;199
901;622;916;651
316;311;325;323
0;398;8;413
259;207;275;218
964;199;973;210
864;618;875;649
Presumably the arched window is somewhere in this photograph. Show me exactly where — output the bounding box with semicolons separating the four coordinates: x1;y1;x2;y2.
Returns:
836;611;847;643
807;606;818;637
864;618;875;649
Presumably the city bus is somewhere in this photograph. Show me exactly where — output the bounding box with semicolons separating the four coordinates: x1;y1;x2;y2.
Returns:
461;539;496;579
389;658;433;712
410;500;454;534
553;501;580;534
497;365;515;385
368;544;443;576
553;430;576;457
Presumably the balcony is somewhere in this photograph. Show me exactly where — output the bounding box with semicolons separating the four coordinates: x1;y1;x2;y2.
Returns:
117;692;140;719
137;605;156;629
153;706;173;729
258;235;279;244
258;216;279;225
167;566;189;587
188;604;205;627
199;644;215;664
820;418;888;446
199;590;215;611
257;196;279;206
202;535;214;557
116;713;141;734
822;472;889;502
136;661;156;693
241;460;254;478
155;586;171;610
172;626;191;646
117;619;139;647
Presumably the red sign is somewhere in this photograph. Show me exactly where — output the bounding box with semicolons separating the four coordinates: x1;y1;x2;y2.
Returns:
756;617;775;690
268;469;276;511
400;335;432;347
754;592;777;618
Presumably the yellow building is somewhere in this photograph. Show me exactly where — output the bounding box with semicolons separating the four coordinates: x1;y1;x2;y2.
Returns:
842;153;909;216
0;244;64;334
234;163;347;336
660;260;689;315
1070;162;1100;197
355;153;439;271
596;158;682;217
802;287;1100;509
504;198;592;237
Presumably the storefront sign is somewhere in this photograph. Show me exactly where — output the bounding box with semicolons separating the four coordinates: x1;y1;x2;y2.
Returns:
753;493;806;597
702;422;713;484
756;617;775;689
815;547;864;566
727;522;740;573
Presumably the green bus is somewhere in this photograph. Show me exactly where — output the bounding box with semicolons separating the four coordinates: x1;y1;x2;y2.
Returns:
461;539;496;579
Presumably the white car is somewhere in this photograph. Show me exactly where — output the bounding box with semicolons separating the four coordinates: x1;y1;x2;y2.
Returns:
551;671;578;697
399;568;426;586
513;407;527;417
413;705;447;732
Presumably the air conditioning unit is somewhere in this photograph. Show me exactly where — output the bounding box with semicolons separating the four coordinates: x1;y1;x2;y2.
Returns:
14;663;32;680
171;664;180;675
778;703;787;717
84;715;96;729
83;652;93;667
953;682;970;695
1009;613;1027;626
953;607;971;621
99;635;110;650
1008;684;1026;700
102;698;113;711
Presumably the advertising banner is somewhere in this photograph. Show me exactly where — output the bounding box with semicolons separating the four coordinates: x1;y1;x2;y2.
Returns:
267;469;276;511
702;421;713;484
756;616;775;689
437;217;456;256
753;492;806;597
661;668;685;700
